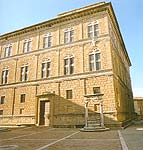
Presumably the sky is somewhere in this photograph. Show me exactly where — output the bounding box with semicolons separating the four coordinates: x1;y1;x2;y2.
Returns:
0;0;143;96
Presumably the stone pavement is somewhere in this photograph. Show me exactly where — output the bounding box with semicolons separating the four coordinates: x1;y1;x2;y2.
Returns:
0;124;143;150
0;127;121;150
120;122;143;150
0;128;9;133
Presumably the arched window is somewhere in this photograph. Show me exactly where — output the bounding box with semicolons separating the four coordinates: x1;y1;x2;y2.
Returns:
4;44;12;57
1;67;9;84
23;39;32;53
41;59;51;78
20;64;28;81
43;33;52;48
64;55;74;75
64;28;74;43
89;50;101;71
88;21;99;38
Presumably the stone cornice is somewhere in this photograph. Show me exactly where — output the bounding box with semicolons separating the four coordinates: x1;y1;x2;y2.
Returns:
0;2;109;40
58;2;106;17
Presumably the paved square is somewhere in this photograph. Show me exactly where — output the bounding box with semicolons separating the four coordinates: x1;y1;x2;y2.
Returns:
0;127;122;150
120;124;143;150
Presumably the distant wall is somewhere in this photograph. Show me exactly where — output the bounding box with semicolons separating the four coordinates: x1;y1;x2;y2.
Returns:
134;97;143;118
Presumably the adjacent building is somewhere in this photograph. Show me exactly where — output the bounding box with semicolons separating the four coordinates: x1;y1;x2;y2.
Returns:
134;97;143;119
0;2;134;128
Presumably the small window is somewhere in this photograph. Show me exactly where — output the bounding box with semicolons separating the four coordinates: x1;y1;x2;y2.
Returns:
66;90;72;99
94;104;98;111
93;87;100;94
20;94;25;103
20;108;24;114
0;110;3;115
0;96;5;104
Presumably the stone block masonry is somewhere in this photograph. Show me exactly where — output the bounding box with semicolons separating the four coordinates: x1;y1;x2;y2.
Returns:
0;2;134;128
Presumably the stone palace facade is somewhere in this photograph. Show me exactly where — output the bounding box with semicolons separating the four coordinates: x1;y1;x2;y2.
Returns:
0;2;134;127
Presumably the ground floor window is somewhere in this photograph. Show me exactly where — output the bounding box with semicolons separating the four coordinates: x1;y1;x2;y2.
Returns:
20;94;26;103
20;108;24;114
66;90;73;99
0;110;3;115
93;87;100;94
0;96;5;104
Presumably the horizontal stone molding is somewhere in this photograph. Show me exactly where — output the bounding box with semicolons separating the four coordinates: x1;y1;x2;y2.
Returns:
0;115;35;118
0;35;109;62
0;69;113;89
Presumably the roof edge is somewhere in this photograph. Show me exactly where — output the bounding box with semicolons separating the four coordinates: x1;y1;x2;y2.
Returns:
107;2;132;66
0;1;108;39
58;2;106;17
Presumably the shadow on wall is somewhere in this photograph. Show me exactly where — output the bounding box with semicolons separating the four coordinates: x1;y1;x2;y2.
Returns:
37;93;126;128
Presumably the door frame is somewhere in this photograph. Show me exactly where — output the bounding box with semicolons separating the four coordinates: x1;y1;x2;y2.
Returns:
39;100;50;126
36;93;55;126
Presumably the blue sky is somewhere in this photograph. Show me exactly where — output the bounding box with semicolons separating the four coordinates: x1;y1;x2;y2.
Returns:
0;0;143;96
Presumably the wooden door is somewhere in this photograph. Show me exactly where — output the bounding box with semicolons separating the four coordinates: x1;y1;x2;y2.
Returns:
39;101;50;126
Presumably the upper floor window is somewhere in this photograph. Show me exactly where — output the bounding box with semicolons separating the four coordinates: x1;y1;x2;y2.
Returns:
66;90;72;99
1;68;8;84
20;94;26;103
89;51;101;71
43;33;52;48
4;45;12;57
64;28;74;43
41;61;51;78
88;21;99;38
0;96;5;104
23;39;31;53
64;56;74;75
20;65;28;81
